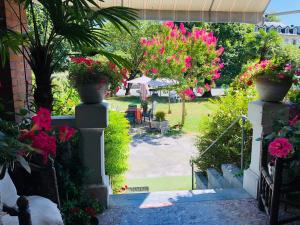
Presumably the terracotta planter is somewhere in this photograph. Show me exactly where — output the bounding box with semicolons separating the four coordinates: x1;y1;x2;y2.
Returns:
77;83;107;104
256;77;292;102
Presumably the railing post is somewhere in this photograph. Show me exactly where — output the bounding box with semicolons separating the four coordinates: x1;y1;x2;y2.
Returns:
243;101;288;198
191;160;194;190
241;116;247;171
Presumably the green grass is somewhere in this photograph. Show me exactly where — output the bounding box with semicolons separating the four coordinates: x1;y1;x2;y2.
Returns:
106;96;216;134
126;176;192;192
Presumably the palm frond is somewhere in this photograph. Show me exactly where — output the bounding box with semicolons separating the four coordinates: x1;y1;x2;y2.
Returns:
98;50;133;69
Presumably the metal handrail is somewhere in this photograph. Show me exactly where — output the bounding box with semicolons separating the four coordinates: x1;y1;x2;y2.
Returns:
191;115;248;190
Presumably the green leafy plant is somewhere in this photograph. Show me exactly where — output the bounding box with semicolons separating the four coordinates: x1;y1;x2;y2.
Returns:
105;110;131;193
194;81;257;172
1;0;137;110
155;111;166;121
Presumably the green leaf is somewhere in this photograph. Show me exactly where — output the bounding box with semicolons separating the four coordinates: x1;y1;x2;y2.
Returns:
17;155;31;174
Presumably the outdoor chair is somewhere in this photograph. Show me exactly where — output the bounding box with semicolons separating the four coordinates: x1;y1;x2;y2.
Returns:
258;150;300;225
0;161;63;225
126;111;136;127
142;108;153;123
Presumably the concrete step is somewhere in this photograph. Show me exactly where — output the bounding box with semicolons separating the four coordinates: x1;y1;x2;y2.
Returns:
207;168;230;189
221;164;243;189
195;171;208;190
109;188;251;207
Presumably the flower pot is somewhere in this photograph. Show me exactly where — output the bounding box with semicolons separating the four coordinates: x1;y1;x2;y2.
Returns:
268;162;298;185
77;83;107;104
256;77;292;102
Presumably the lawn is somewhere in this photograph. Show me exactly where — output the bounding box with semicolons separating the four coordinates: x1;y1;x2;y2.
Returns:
126;176;192;192
106;96;216;134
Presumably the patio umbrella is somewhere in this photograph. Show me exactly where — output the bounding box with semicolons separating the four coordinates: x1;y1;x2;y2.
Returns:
127;75;151;84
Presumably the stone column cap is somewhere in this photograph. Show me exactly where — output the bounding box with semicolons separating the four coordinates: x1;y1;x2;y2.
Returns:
75;102;108;128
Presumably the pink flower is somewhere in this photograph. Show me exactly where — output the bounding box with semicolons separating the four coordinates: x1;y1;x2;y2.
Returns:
218;63;224;69
158;47;165;54
289;115;300;127
212;70;221;81
183;89;195;99
151;68;158;74
285;64;292;71
205;83;211;91
184;56;192;68
277;73;285;79
163;21;174;29
260;60;270;69
295;70;300;76
170;29;178;38
59;125;76;142
268;138;293;158
32;108;52;131
32;131;57;164
140;38;147;45
179;23;186;35
197;87;204;94
216;47;224;56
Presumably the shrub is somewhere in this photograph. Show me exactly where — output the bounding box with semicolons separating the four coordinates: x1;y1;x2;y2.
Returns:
155;111;166;121
194;82;257;172
105;110;131;193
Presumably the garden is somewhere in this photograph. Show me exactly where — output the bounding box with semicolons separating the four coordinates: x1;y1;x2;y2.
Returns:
1;0;300;224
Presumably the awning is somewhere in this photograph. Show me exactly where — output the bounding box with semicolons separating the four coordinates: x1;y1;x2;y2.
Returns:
96;0;271;24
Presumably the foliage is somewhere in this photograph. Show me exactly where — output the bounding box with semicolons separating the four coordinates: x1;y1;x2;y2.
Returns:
155;111;166;121
207;23;255;85
104;21;162;94
245;29;282;61
194;81;257;172
55;135;103;225
1;0;137;110
239;60;300;85
141;22;224;125
288;90;300;104
105;111;131;193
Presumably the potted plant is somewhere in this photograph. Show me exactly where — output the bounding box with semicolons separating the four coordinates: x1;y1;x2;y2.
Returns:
150;111;169;133
263;112;300;184
69;57;110;104
240;60;300;102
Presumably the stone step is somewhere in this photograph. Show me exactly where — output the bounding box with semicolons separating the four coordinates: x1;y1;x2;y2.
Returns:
195;171;208;190
207;168;230;189
221;164;243;189
109;188;251;207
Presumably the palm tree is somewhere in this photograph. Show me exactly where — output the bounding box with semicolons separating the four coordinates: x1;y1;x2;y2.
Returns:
2;0;137;110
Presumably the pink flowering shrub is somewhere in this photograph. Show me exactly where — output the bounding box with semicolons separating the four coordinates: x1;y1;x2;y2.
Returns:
20;107;76;164
140;22;224;98
239;60;300;86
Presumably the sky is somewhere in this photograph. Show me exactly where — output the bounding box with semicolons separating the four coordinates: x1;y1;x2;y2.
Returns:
266;0;300;25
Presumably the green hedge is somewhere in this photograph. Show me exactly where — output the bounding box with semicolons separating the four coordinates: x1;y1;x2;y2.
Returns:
195;85;256;172
105;110;131;192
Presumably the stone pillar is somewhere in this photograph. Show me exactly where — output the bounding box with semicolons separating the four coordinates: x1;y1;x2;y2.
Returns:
243;101;289;198
75;103;109;208
0;0;31;121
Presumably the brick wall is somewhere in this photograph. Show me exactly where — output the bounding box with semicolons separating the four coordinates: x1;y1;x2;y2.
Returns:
0;0;32;120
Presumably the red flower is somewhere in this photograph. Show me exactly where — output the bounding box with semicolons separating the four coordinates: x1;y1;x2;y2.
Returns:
85;207;96;217
289;115;300;127
32;131;56;164
268;138;293;158
32;108;52;131
59;125;76;142
247;80;253;86
19;129;35;142
70;207;80;214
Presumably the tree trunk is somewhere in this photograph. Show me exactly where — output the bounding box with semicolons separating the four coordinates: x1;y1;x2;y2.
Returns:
168;91;171;114
181;97;186;126
125;83;132;96
33;82;53;110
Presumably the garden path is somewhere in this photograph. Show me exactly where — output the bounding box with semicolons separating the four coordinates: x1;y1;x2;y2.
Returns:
126;133;197;179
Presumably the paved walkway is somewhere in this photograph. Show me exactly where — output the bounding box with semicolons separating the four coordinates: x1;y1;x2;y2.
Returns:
98;189;268;225
126;133;197;179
